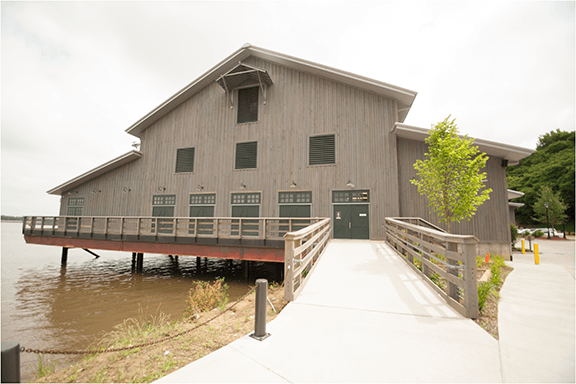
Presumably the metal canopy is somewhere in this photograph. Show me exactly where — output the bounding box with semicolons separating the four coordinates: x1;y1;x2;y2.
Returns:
217;62;273;108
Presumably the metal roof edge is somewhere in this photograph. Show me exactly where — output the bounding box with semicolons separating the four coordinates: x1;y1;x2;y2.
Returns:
393;123;535;163
47;151;143;195
507;189;525;200
125;45;252;137
126;45;418;137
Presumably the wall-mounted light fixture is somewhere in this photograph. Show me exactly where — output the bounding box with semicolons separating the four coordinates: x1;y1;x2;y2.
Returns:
239;182;246;190
290;181;297;188
122;187;131;193
91;188;101;194
158;186;166;192
197;185;204;191
346;180;355;189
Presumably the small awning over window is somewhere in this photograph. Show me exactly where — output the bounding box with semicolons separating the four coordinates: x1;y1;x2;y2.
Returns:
217;63;273;90
217;63;273;107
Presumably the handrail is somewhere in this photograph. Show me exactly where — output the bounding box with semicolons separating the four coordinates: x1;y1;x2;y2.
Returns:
384;217;479;319
22;216;324;242
284;218;331;301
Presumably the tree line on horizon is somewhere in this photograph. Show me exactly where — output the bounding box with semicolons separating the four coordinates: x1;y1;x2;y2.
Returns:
506;129;575;228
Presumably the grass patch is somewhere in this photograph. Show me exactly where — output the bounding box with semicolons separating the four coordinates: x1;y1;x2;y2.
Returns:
34;281;288;383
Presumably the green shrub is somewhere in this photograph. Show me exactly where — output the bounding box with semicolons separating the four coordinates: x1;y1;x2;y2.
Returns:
476;255;485;269
478;281;495;312
490;263;501;286
533;230;544;238
510;223;519;245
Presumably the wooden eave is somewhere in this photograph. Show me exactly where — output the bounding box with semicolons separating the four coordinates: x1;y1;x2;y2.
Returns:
47;151;142;195
392;123;534;165
125;43;418;138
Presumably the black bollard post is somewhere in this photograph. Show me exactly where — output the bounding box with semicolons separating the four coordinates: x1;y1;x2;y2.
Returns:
1;342;21;383
250;279;271;341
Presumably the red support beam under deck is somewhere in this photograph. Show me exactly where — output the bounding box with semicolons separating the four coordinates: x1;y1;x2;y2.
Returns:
24;235;284;263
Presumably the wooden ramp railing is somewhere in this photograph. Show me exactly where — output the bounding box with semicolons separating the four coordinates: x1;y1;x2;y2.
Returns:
22;216;321;243
284;218;331;301
384;217;479;319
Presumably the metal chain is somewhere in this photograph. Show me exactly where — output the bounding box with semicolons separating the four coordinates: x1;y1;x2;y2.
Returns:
20;285;258;355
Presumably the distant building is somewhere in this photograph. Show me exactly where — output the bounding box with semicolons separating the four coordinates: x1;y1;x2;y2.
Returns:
47;44;533;258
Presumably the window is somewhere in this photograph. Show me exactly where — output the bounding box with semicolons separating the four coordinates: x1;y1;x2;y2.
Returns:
190;193;216;205
237;87;259;124
152;195;176;217
332;190;370;203
67;197;84;216
309;134;336;165
279;191;312;204
175;147;195;173
235;141;258;169
231;193;261;205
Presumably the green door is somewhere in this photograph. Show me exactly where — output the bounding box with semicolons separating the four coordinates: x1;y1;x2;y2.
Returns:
231;205;260;237
279;205;311;235
351;204;370;239
333;205;351;239
333;204;369;239
189;206;215;235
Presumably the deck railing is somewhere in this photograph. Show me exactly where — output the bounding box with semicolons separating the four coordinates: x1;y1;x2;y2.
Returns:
284;218;331;301
384;217;479;319
23;216;322;243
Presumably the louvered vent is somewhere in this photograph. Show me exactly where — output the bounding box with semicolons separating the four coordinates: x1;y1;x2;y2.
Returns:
237;87;259;124
175;147;195;173
309;134;336;165
235;141;258;169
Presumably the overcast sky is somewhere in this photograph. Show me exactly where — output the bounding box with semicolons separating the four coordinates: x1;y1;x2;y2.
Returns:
2;1;574;216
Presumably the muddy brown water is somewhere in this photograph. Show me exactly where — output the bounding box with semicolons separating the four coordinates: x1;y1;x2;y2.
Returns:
1;221;281;382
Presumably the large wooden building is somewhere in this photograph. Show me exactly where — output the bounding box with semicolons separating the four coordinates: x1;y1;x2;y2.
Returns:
47;44;533;258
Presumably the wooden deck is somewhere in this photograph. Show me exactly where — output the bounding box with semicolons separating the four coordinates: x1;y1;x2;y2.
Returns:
23;216;324;263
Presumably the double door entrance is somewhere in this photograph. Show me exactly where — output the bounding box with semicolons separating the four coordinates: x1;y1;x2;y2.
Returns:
332;190;370;239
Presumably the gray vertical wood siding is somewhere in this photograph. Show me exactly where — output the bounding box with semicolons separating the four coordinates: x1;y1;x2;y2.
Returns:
59;57;400;240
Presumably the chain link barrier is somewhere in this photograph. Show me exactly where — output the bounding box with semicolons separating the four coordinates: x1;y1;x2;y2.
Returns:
20;285;259;355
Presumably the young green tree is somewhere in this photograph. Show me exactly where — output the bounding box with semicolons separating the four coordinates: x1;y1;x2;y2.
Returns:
411;116;492;233
533;185;568;236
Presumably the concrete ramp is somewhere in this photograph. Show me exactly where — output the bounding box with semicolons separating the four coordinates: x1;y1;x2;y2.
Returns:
158;240;503;383
297;240;461;318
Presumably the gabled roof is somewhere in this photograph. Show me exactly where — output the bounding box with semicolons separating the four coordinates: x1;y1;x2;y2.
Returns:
47;151;142;195
392;123;534;165
126;44;418;138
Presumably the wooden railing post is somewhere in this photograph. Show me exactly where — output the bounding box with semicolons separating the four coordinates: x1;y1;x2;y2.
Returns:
284;235;295;301
463;241;479;319
447;241;459;302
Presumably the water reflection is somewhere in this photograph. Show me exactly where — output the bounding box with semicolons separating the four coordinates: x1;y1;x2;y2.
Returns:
9;249;281;382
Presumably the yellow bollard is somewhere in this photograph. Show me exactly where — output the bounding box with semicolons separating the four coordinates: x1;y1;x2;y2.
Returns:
521;239;525;254
534;243;539;265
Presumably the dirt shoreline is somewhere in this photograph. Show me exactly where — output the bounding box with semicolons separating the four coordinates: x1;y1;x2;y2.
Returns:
34;285;288;383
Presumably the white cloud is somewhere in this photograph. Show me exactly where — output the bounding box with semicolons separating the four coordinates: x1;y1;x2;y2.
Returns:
1;1;574;216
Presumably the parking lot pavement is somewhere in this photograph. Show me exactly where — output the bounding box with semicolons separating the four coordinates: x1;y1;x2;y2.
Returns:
513;237;575;278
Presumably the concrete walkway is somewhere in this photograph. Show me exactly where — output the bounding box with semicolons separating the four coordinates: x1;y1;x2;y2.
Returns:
157;239;575;383
500;238;575;382
158;240;504;383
